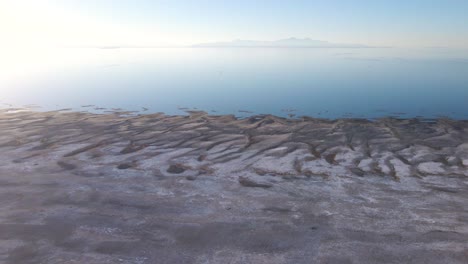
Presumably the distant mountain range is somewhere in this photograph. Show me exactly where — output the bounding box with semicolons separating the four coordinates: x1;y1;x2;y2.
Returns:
192;38;371;48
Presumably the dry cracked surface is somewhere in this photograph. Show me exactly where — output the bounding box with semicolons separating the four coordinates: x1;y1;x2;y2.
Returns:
0;109;468;263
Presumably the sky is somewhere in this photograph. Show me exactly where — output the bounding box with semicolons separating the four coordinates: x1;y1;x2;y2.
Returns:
1;0;468;48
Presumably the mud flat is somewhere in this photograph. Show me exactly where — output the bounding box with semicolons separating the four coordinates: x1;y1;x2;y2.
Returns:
0;109;468;264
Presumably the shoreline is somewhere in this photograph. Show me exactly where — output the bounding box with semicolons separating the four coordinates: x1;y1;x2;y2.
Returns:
3;106;467;121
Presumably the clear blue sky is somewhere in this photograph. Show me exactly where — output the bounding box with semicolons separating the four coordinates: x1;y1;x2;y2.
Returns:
2;0;468;47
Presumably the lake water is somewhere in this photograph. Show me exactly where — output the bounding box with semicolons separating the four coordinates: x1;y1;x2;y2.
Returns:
1;47;468;119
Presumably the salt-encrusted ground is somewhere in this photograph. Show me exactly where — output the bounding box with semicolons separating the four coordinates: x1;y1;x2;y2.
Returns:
0;109;467;263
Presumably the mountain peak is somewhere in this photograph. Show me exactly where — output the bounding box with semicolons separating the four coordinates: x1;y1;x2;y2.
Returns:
192;38;368;48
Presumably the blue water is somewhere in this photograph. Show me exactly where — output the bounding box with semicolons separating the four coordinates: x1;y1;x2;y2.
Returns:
1;47;468;119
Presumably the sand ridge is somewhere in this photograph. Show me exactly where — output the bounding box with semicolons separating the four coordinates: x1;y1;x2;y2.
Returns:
1;109;467;181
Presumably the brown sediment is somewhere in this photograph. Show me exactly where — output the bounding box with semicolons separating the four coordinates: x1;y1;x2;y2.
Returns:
1;108;467;182
1;109;467;180
1;109;468;263
166;164;188;174
238;176;273;188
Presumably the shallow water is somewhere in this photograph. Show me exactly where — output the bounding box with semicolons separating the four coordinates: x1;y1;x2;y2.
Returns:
1;47;468;119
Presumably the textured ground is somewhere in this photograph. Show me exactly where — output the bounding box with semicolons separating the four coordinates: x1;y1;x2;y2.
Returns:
0;109;468;263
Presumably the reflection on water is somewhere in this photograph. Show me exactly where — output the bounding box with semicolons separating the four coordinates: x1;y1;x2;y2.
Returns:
1;47;468;119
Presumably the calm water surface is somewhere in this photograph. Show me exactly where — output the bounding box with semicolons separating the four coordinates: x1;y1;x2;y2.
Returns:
1;47;468;119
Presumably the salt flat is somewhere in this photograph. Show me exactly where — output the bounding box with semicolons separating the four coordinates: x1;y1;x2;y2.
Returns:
0;109;467;263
